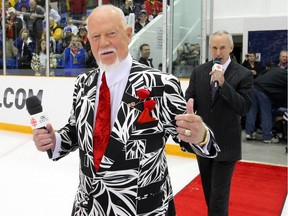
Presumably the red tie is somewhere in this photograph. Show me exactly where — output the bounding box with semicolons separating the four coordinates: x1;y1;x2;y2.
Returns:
93;72;111;171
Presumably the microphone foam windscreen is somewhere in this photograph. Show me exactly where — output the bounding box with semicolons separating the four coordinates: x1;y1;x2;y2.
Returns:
213;58;221;64
26;96;43;115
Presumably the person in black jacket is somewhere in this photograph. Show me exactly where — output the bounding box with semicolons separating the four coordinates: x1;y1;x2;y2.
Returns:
139;43;154;67
134;9;149;33
7;7;23;40
245;67;287;143
185;30;253;216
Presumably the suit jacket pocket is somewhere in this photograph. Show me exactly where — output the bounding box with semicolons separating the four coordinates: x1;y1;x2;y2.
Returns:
135;120;159;130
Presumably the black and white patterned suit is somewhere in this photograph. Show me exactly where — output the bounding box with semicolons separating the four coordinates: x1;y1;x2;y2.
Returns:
53;59;220;215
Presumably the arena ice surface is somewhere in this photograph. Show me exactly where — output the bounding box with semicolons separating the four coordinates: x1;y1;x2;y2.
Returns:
0;131;199;216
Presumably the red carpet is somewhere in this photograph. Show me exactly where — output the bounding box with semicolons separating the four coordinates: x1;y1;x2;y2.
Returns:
174;161;287;216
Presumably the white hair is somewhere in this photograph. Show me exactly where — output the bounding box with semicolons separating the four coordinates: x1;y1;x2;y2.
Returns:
86;4;128;31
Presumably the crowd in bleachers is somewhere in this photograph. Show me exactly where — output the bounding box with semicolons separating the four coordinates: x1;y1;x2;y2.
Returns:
172;43;201;77
0;0;164;76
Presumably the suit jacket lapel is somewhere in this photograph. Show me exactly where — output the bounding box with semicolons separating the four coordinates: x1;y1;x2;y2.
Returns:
223;61;237;82
77;69;100;177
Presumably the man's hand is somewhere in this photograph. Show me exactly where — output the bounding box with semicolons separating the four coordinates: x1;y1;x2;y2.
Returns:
33;123;56;152
175;98;208;145
209;70;225;87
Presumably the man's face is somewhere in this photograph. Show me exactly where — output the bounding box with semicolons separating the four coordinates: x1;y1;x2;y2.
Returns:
279;52;288;64
177;46;184;55
29;0;36;9
141;45;150;59
248;53;256;62
70;36;80;48
126;0;133;6
49;19;54;28
209;34;233;63
139;13;147;22
79;28;87;37
67;19;73;25
87;8;132;68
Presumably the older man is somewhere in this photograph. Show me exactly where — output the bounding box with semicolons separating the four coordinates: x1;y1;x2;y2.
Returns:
32;5;220;215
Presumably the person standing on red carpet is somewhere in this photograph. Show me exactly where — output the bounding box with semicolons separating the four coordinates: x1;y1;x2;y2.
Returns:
185;30;253;216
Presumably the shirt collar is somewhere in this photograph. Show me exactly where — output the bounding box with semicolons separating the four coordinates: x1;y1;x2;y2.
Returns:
99;54;132;87
221;56;231;73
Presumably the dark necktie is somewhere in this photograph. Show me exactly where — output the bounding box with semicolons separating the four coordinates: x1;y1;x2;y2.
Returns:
210;80;218;100
93;72;111;171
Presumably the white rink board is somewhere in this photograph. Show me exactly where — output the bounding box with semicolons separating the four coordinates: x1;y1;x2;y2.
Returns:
0;76;75;130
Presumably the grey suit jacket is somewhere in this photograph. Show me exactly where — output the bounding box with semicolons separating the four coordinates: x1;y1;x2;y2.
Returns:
185;60;253;161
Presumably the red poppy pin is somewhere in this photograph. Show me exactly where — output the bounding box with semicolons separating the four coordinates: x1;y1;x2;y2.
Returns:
136;89;156;123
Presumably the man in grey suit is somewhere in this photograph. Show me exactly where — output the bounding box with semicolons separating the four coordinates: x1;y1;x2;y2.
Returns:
185;30;253;216
32;5;220;215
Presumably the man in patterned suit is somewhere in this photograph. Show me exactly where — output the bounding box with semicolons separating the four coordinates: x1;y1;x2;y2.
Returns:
32;5;220;215
185;30;253;216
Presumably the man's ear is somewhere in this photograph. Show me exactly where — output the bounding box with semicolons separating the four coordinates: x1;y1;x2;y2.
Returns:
230;44;234;53
127;27;133;43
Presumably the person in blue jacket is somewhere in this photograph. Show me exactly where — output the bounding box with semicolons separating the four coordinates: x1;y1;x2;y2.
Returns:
64;34;86;76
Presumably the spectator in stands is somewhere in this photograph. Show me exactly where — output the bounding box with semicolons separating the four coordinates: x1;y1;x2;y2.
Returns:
3;0;11;17
245;67;287;143
134;9;149;34
49;17;63;43
278;50;288;71
69;0;87;21
185;43;200;66
120;0;136;17
18;4;30;28
14;28;36;70
242;52;262;78
143;0;162;20
5;34;19;69
139;43;154;67
48;4;61;24
57;0;70;17
66;17;79;35
132;0;143;15
36;0;45;7
15;0;30;11
63;34;86;76
56;26;73;54
80;15;87;26
78;25;97;69
6;7;23;40
31;38;58;76
27;0;45;42
172;45;187;67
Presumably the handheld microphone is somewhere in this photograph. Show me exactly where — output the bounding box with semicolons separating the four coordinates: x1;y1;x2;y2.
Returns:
212;58;223;88
25;96;52;159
